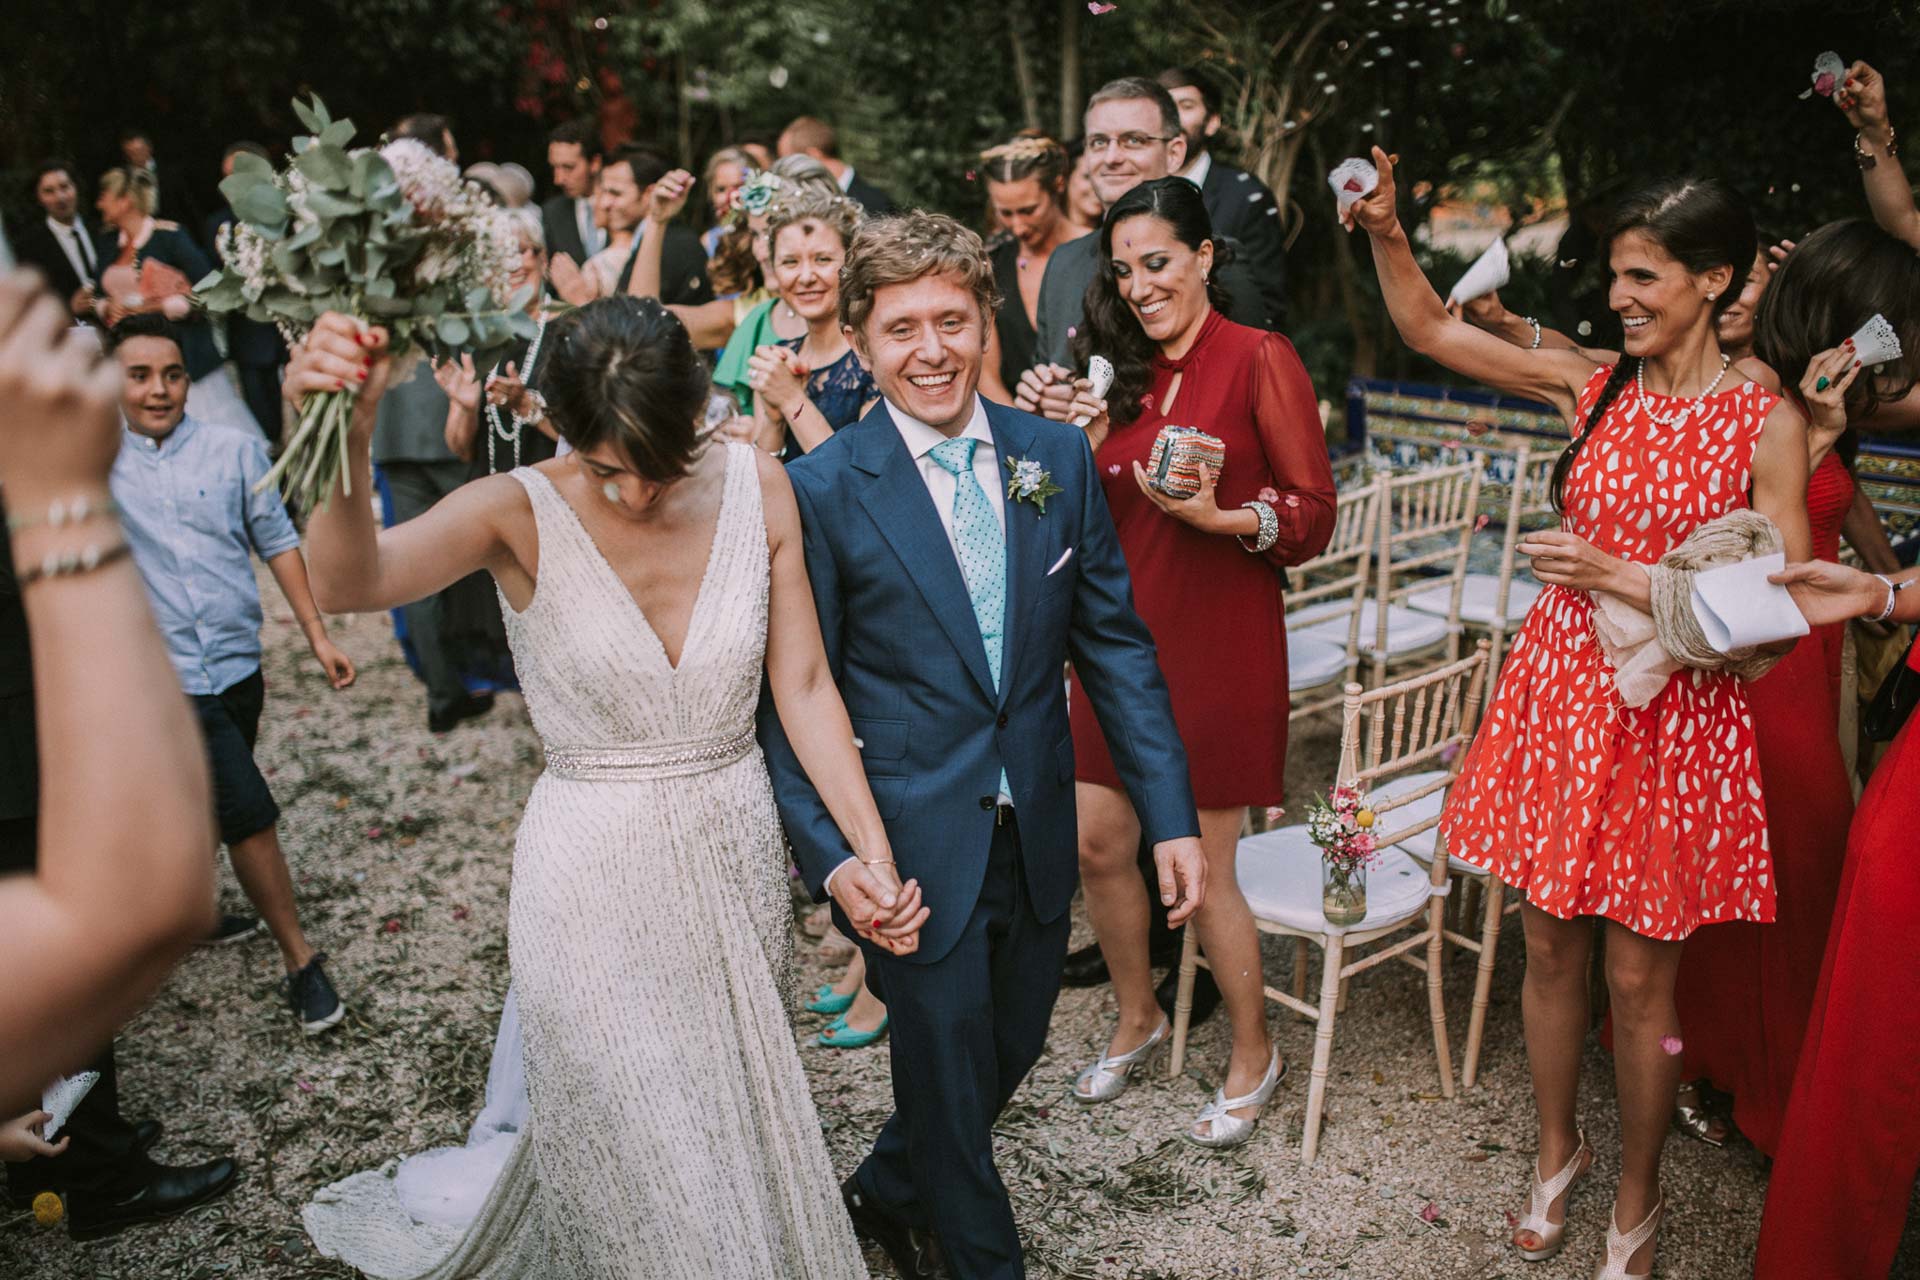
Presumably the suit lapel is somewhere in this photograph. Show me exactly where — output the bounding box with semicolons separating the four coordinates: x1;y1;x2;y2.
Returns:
989;403;1048;709
849;405;998;702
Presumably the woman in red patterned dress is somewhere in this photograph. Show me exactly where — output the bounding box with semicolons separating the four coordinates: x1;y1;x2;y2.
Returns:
1063;177;1337;1146
1347;149;1811;1279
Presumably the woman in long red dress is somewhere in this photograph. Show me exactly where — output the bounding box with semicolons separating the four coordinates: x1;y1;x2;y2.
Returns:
1349;150;1811;1279
1062;177;1336;1146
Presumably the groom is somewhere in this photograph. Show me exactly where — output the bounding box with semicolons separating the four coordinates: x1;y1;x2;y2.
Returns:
759;211;1205;1280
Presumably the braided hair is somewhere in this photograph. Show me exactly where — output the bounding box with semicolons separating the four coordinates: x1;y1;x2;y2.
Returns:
542;296;708;483
1549;177;1755;513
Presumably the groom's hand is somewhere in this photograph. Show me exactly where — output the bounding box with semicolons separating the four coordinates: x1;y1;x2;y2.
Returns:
830;860;932;956
1152;837;1208;927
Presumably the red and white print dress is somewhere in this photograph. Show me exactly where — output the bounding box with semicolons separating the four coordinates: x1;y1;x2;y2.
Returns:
1439;366;1780;940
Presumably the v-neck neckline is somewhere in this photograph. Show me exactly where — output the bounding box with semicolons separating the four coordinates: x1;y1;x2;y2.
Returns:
534;447;735;676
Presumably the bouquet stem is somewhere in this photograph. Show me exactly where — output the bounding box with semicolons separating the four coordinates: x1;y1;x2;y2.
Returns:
255;389;358;512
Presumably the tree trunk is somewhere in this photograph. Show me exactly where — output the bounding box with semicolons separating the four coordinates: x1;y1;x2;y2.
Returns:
1057;0;1081;141
1008;8;1041;132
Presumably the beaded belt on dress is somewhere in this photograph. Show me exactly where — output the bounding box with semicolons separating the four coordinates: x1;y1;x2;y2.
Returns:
543;726;757;781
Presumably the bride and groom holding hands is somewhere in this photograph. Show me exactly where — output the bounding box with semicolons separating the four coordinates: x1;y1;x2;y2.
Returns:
295;209;1204;1280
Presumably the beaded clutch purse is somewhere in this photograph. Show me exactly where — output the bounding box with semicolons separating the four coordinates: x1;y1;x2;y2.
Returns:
1144;426;1226;499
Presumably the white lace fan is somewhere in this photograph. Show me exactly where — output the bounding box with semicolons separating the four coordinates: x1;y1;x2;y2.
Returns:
42;1071;99;1142
1072;355;1115;427
1327;158;1379;214
1849;314;1903;368
1448;236;1511;306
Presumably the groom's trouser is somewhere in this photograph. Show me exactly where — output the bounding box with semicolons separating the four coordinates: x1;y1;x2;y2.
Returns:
857;812;1070;1280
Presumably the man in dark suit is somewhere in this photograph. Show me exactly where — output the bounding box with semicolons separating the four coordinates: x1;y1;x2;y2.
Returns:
119;130;202;246
1158;67;1288;330
205;142;289;442
759;212;1204;1280
14;161;106;320
778;115;896;214
608;147;715;306
540;117;604;269
0;512;239;1240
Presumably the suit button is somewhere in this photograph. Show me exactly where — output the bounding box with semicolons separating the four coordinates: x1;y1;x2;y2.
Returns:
979;796;995;811
997;713;1009;729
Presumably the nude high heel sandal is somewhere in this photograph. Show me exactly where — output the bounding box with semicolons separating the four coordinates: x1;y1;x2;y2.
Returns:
1593;1197;1662;1280
1513;1131;1592;1262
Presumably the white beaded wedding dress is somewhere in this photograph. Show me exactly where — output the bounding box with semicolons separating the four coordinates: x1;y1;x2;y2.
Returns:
305;443;867;1279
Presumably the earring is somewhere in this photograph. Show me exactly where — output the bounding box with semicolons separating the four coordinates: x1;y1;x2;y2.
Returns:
1706;291;1717;300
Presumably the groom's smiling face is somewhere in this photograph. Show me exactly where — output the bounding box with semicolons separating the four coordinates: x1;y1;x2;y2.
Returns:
849;272;986;436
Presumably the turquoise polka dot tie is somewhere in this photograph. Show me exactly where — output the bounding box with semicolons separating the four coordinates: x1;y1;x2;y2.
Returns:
929;437;1010;798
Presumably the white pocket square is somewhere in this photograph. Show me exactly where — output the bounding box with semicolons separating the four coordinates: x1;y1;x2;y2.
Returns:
1047;547;1075;576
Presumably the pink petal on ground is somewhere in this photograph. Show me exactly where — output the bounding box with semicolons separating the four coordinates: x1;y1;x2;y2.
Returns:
1474;513;1492;532
296;1078;315;1094
1420;1202;1440;1223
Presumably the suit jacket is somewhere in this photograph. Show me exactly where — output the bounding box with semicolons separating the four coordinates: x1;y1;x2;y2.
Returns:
1198;157;1288;330
757;397;1198;963
14;217;106;303
541;193;591;267
844;171;896;216
1030;231;1274;372
612;223;715;306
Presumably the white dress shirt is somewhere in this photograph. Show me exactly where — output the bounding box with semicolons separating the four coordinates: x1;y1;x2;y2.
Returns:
824;394;1008;894
1180;149;1213;190
836;165;856;194
576;197;605;257
47;216;97;287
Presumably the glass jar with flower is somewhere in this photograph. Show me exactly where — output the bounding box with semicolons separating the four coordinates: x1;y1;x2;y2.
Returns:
1306;783;1382;927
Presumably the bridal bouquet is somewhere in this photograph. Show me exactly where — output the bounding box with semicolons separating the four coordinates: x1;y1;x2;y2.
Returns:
194;96;535;510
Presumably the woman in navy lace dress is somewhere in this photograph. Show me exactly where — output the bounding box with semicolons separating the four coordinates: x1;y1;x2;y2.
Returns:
745;190;877;459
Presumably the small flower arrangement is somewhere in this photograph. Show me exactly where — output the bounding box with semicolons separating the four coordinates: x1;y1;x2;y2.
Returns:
1005;456;1062;513
194;96;535;512
1306;783;1381;925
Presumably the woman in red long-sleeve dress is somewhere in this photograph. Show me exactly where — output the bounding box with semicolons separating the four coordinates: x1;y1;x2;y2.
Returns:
1063;177;1336;1147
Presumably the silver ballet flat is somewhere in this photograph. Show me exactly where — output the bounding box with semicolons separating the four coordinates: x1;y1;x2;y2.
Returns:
1073;1017;1170;1103
1183;1047;1284;1149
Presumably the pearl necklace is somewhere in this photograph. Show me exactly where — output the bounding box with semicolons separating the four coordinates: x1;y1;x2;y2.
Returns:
484;311;548;474
1634;353;1732;428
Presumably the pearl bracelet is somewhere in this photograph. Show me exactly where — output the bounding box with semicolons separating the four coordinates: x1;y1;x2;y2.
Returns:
1525;317;1543;350
1236;500;1280;554
15;538;131;587
5;492;120;533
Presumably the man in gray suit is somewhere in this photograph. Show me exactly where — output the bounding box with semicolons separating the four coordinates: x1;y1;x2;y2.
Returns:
1016;77;1276;421
373;364;492;733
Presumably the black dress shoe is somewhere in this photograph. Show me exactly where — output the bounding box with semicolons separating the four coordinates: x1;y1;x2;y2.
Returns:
67;1157;239;1241
1156;961;1223;1028
428;692;495;735
131;1119;163;1157
1059;941;1112;989
841;1176;946;1278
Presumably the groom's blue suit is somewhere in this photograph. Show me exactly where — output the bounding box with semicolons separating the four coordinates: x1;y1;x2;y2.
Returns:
759;395;1197;1278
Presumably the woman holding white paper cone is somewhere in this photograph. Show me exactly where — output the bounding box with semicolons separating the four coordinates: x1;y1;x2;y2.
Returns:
1756;557;1920;1279
1063;177;1336;1147
1345;147;1810;1280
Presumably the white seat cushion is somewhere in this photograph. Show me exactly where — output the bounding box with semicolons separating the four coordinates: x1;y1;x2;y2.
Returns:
1406;573;1543;626
1235;824;1436;934
1292;601;1450;658
1288;636;1350;692
1369;770;1488;875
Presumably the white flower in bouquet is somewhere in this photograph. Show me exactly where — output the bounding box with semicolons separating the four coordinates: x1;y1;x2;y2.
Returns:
192;96;535;512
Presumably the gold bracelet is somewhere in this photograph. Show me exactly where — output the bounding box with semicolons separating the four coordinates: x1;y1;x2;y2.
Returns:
857;857;895;866
16;539;132;587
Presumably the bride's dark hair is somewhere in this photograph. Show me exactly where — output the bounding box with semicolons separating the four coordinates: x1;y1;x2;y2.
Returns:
1071;176;1232;424
542;297;709;483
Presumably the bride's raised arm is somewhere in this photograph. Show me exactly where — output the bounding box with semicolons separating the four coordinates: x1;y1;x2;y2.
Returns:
1345;146;1600;426
291;312;531;614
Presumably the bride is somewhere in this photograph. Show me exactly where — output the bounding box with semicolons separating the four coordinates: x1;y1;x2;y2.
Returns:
292;297;925;1278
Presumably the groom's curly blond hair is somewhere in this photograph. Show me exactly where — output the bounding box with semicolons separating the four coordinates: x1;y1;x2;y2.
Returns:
838;212;1002;337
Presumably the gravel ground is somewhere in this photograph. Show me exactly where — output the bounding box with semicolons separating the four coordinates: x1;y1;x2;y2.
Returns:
3;572;1915;1279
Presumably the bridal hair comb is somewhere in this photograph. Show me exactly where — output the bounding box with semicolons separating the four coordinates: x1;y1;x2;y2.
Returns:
735;170;784;216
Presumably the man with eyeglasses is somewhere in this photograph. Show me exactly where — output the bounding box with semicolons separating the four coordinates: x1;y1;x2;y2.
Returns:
1018;76;1276;421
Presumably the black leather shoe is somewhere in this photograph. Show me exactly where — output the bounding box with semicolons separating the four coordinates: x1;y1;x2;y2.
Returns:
130;1119;162;1157
428;692;494;735
1156;962;1223;1028
1059;941;1111;989
841;1176;945;1278
67;1157;239;1241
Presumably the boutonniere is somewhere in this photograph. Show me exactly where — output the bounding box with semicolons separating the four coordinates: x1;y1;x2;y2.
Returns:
1005;456;1063;513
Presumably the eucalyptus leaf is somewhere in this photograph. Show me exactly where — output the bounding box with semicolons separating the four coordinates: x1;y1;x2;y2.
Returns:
284;220;325;252
229;151;274;180
295;144;353;191
319;118;357;149
303;188;362;219
232;181;290;228
291;96;323;133
465;287;495;313
363;294;413;318
434;314;471;346
219;170;275;208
